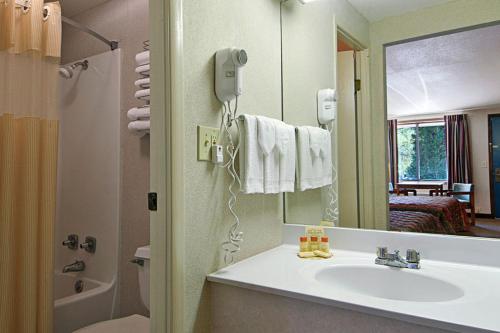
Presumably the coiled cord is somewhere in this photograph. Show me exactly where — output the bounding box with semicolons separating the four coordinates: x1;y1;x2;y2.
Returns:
324;122;339;225
218;97;243;265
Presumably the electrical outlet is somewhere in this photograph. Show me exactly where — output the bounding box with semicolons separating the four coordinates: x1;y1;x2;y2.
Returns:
197;125;220;161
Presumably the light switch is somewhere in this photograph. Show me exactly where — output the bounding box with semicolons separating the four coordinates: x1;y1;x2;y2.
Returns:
480;161;488;168
197;125;220;161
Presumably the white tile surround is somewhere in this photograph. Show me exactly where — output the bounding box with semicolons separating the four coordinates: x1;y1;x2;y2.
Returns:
208;225;500;333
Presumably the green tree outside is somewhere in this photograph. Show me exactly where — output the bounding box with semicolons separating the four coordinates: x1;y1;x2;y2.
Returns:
397;124;447;181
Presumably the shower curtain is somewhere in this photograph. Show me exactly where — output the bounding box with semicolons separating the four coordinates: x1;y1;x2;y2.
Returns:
0;1;61;332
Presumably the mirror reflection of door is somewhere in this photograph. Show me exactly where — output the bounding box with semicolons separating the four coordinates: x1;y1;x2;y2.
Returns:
489;115;500;218
337;37;359;228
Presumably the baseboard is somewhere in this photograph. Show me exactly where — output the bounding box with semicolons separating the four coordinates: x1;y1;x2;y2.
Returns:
470;213;494;219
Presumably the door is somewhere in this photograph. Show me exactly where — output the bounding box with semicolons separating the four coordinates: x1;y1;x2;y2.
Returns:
490;116;500;218
337;50;359;227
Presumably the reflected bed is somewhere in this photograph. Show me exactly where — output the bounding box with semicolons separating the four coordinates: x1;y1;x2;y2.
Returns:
389;196;468;234
389;210;447;233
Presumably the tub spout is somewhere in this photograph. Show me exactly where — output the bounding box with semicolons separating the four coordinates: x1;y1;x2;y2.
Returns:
63;260;86;273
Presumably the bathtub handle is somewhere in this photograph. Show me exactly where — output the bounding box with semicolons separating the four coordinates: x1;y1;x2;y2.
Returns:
130;258;144;266
62;234;79;250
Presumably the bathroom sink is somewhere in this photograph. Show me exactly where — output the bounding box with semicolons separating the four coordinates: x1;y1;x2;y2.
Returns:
315;265;464;302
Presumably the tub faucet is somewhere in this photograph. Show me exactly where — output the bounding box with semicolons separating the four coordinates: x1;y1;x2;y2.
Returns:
375;247;420;269
63;260;86;273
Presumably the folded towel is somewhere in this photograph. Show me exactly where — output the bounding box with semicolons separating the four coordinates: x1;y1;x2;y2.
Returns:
296;126;332;191
135;51;150;66
127;107;150;120
309;127;322;159
257;116;279;194
134;77;150;89
135;64;150;76
128;120;150;132
135;89;150;101
274;121;296;192
239;115;264;194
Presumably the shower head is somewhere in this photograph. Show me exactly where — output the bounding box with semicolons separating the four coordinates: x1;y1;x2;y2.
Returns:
59;60;89;79
58;67;73;79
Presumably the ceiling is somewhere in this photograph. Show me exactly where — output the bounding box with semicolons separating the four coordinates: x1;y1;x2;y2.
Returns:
58;0;456;21
46;0;110;17
347;0;454;23
386;24;500;119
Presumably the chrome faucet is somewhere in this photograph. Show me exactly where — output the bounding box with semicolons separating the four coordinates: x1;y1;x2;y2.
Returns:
375;247;420;269
62;260;86;273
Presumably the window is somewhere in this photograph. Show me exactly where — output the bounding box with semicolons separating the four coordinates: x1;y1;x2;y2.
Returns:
397;122;447;181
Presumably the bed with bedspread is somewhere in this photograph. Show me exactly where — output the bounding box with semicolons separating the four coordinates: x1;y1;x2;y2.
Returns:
389;210;447;233
389;196;468;234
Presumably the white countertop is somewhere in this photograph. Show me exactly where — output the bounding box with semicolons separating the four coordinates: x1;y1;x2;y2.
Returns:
208;244;500;333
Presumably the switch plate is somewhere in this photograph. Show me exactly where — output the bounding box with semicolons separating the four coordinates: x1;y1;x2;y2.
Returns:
197;125;220;161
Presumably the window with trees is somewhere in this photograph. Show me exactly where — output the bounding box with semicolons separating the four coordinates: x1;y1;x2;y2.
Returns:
397;122;447;181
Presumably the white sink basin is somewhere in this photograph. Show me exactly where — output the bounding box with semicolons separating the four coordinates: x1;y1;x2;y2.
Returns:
315;265;464;302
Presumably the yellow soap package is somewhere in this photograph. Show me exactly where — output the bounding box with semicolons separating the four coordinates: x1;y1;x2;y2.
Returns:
320;220;334;227
295;226;332;260
305;226;325;239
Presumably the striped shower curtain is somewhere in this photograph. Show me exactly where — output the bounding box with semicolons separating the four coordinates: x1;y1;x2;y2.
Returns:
0;1;61;332
388;119;398;187
445;114;472;188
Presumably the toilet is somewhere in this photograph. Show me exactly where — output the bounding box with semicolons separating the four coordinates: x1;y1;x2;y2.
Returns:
74;246;151;333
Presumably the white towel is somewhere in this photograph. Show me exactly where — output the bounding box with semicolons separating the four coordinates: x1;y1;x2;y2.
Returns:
239;115;264;194
134;77;150;89
128;120;150;132
296;126;332;191
135;64;150;76
135;51;150;66
307;126;332;188
309;128;322;159
135;89;150;101
274;121;296;193
256;116;279;194
127;107;150;120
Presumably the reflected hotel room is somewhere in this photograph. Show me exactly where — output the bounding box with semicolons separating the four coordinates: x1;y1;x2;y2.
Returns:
1;0;500;333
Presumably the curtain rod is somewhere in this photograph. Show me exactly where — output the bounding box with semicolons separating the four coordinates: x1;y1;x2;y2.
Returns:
398;117;445;125
13;1;118;50
62;16;119;51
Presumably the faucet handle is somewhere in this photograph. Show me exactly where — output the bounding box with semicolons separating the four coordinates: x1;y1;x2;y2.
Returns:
406;249;420;263
80;236;97;253
376;247;388;259
62;234;78;250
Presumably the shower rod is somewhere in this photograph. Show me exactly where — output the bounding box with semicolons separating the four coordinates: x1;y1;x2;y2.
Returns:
62;16;119;51
14;0;118;50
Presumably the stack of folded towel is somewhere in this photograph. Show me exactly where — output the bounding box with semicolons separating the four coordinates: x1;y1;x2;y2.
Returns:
295;126;332;191
239;115;332;193
128;50;150;135
239;115;296;194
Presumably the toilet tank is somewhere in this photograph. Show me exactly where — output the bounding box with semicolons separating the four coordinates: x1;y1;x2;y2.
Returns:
134;245;150;311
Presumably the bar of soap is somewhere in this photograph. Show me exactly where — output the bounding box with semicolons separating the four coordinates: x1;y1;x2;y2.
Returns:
313;250;332;258
298;251;316;258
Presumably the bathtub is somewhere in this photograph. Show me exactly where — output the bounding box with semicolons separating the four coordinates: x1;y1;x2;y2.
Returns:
54;273;116;333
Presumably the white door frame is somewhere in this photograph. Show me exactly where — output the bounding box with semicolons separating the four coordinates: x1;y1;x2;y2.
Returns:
149;0;185;332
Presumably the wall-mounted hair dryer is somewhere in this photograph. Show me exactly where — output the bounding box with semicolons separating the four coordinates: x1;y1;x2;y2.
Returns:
215;48;248;103
317;88;337;125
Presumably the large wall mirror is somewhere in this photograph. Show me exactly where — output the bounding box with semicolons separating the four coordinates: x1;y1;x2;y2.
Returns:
281;0;500;239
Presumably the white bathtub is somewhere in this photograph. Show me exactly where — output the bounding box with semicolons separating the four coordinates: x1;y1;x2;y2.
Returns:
54;273;116;333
